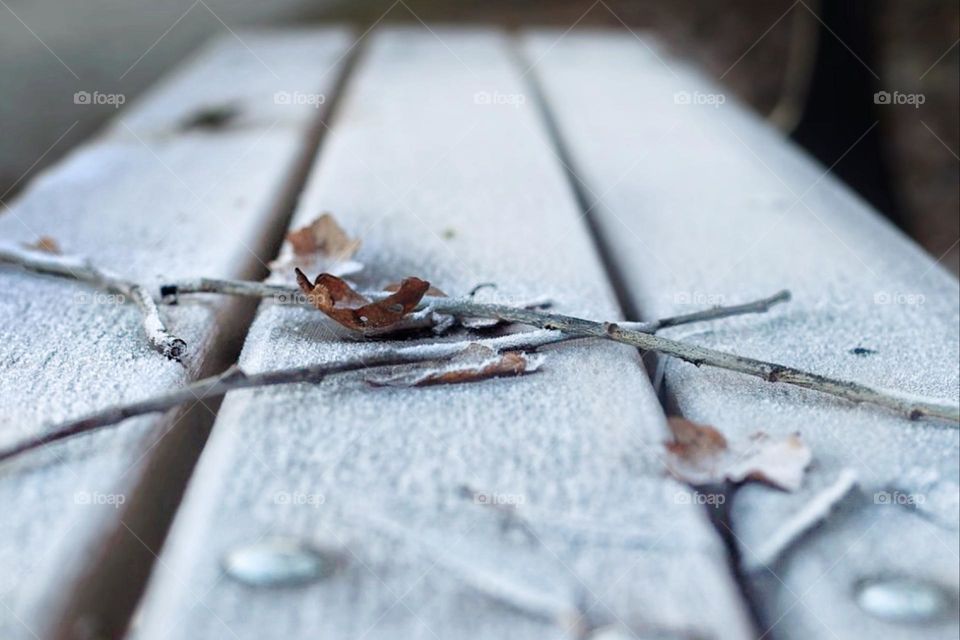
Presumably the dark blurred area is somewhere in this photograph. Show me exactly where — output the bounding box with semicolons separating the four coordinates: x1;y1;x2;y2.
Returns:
1;0;957;273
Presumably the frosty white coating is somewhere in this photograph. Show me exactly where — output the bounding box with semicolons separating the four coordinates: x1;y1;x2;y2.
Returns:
524;29;959;640
132;27;753;640
0;29;352;639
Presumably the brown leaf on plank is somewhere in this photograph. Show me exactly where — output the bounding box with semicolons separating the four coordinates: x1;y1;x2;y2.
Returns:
665;417;811;491
296;269;430;332
24;236;61;254
287;213;361;260
367;344;544;387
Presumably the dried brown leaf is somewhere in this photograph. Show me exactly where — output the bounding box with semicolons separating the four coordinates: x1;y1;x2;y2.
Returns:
296;269;430;332
665;417;811;491
367;344;544;387
24;236;61;254
287;213;361;260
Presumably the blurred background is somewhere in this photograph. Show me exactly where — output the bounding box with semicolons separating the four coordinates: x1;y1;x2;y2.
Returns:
1;0;957;274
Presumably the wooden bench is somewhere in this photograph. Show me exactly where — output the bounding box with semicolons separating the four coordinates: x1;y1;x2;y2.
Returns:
1;26;956;640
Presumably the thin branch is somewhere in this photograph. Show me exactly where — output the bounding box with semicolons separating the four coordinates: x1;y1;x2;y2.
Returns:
0;347;459;464
0;243;186;361
427;300;959;423
160;278;789;333
640;290;791;332
0;295;791;464
164;278;959;422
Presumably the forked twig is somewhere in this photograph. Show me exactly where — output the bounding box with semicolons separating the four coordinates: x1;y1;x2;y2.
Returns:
0;243;186;361
0;294;789;463
163;278;958;422
425;299;958;422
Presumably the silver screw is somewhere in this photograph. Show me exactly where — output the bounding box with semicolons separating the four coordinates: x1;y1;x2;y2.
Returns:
855;576;953;624
587;626;634;640
223;538;343;587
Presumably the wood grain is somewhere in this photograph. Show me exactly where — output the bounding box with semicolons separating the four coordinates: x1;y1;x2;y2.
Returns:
0;29;351;639
523;29;959;640
132;27;754;640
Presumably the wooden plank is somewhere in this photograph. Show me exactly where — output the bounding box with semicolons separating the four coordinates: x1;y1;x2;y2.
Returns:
131;27;754;640
522;29;960;639
0;29;352;640
108;28;352;138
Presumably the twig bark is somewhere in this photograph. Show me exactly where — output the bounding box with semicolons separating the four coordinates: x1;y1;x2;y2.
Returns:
0;243;186;362
425;299;959;422
0;296;790;464
164;278;959;422
0;349;454;463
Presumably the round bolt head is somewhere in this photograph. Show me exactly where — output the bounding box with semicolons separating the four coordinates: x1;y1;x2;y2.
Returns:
855;575;954;624
223;538;343;588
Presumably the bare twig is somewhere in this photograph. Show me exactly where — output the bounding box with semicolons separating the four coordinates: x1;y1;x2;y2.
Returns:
0;294;791;464
425;299;959;423
639;290;791;332
0;346;466;464
160;279;787;333
164;278;959;422
0;243;186;361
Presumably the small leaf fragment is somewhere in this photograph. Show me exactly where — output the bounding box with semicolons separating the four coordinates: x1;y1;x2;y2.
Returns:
270;213;363;281
664;417;811;491
367;344;544;387
296;269;431;332
24;236;61;254
287;213;361;261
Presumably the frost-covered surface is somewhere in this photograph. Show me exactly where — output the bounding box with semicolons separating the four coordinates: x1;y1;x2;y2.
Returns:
526;30;960;639
134;28;754;640
108;29;351;138
0;30;351;639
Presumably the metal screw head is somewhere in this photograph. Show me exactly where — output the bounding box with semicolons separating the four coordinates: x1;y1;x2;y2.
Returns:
855;576;954;624
587;626;634;640
223;538;343;588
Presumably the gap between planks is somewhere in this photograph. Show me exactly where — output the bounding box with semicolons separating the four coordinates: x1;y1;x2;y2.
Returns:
512;30;769;634
45;43;365;640
0;29;357;640
129;26;756;640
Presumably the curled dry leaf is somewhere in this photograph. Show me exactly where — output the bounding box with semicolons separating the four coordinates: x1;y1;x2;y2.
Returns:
287;213;361;260
296;269;431;332
665;417;812;491
271;213;363;279
367;344;544;387
24;236;61;254
383;281;455;335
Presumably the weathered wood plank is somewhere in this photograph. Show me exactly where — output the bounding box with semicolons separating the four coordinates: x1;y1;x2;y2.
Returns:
523;29;959;640
132;27;754;640
109;28;351;138
0;29;352;639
